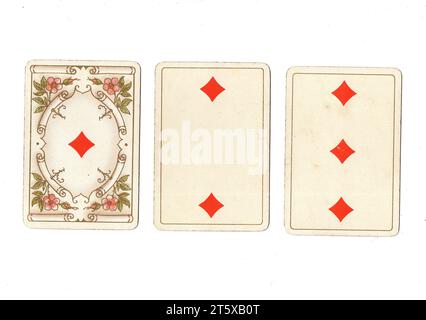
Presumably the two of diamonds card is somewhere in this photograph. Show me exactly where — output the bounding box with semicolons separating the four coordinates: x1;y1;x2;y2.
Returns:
154;62;270;231
24;61;140;229
285;67;402;236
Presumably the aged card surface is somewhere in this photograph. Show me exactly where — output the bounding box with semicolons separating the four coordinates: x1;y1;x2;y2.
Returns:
155;62;270;231
285;67;401;236
24;60;140;229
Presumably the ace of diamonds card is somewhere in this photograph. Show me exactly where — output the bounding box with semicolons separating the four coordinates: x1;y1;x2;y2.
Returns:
24;60;140;229
285;67;402;236
155;62;270;231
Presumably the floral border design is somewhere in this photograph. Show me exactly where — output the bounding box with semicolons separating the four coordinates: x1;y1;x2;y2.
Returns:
88;76;133;115
30;173;77;211
30;70;133;218
32;76;77;113
86;174;131;212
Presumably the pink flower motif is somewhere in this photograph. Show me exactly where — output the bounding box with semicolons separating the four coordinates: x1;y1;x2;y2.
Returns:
46;77;63;93
102;195;118;211
103;78;120;95
43;194;59;211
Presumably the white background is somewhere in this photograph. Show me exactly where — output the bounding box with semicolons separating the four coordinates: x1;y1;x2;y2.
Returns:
0;0;425;299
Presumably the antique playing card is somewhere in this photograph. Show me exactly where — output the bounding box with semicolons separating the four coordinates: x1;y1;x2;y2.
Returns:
24;60;140;229
155;62;270;231
285;67;401;236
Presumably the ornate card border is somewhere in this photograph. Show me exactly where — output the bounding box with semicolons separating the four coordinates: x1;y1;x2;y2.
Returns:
23;60;140;229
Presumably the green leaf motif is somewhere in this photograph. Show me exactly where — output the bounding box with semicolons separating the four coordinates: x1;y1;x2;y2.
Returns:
88;78;103;85
32;97;45;105
34;91;45;96
118;192;129;198
117;201;124;212
118;175;129;183
34;106;46;113
120;90;131;97
62;78;77;86
38;198;43;211
32;191;43;196
118;76;125;88
87;202;101;212
33;80;44;92
31;181;44;189
118;182;131;191
32;173;43;181
31;197;39;207
121;98;132;107
59;202;74;210
120;197;130;208
119;106;130;115
40;76;47;88
121;82;132;92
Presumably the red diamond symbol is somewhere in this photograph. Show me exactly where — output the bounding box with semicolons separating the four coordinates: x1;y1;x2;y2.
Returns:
68;131;95;158
329;197;353;222
330;139;355;164
200;77;225;102
332;81;357;106
199;193;224;218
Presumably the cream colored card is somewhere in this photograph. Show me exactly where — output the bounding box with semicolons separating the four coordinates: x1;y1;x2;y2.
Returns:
155;62;270;231
285;67;401;236
24;60;140;229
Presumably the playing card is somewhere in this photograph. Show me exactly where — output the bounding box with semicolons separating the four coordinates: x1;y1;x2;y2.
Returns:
24;60;140;229
154;62;270;231
285;67;401;236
